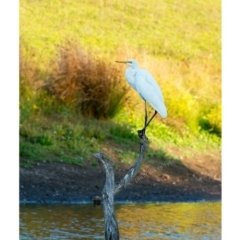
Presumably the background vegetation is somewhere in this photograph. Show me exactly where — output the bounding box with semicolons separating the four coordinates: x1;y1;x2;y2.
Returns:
20;0;221;167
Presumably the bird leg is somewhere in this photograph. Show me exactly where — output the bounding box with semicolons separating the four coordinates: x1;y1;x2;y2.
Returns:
138;101;148;139
145;110;158;128
144;101;148;127
138;106;157;139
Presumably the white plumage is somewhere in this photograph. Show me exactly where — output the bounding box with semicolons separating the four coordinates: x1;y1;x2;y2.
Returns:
117;59;167;118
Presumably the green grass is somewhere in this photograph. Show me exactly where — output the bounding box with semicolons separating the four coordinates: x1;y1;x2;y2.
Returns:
20;111;220;168
20;0;220;61
20;0;221;167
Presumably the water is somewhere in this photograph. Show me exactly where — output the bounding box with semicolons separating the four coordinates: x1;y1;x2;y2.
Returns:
20;202;221;239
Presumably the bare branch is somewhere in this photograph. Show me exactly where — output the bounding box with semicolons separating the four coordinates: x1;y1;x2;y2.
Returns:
114;133;148;195
94;132;148;240
94;153;119;240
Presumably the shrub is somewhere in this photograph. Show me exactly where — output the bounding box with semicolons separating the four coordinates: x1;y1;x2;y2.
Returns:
43;41;129;119
199;104;221;136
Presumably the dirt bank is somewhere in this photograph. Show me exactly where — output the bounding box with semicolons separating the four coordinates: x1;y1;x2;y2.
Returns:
20;153;221;203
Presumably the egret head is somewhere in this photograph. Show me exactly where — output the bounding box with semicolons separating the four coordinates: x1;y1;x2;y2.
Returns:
116;59;139;69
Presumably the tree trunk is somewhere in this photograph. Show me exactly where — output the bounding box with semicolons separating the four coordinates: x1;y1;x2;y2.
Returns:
94;132;148;239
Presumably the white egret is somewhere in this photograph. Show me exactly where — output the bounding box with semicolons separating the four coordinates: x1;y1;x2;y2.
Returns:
116;59;167;136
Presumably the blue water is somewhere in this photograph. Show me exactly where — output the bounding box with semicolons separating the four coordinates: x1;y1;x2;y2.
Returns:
20;202;221;239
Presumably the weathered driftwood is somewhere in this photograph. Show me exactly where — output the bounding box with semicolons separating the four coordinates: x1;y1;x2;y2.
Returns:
114;133;148;195
94;153;119;240
94;132;148;240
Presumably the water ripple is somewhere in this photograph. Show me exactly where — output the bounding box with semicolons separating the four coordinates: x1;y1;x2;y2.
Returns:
20;202;221;239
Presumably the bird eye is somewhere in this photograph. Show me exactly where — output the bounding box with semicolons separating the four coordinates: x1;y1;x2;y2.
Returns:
128;61;132;64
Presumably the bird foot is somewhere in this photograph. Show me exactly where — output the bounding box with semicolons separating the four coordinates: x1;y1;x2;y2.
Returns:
137;129;148;153
137;129;145;139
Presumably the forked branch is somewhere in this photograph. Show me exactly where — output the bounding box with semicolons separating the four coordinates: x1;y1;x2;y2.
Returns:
94;132;148;240
94;153;119;240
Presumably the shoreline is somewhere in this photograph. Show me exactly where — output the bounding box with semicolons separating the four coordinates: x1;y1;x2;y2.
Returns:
20;199;221;204
20;161;221;204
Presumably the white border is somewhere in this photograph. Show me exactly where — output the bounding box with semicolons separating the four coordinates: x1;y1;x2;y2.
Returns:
1;0;238;239
222;0;240;239
0;0;19;239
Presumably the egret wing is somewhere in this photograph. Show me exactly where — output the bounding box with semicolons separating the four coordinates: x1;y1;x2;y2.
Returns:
135;70;167;118
140;69;165;103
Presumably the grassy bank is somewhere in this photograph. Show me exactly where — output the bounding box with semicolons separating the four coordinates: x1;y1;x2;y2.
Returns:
20;0;221;167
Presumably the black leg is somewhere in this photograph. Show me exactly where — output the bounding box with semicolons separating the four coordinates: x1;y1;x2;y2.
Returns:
144;101;148;128
138;101;147;139
138;105;157;139
145;110;158;128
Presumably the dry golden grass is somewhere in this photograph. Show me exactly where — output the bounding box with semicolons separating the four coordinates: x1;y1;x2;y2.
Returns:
43;41;130;119
20;39;221;135
20;48;44;92
114;45;221;135
20;0;221;134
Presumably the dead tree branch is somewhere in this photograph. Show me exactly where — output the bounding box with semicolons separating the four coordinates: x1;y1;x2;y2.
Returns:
94;153;119;240
94;132;148;240
114;133;148;195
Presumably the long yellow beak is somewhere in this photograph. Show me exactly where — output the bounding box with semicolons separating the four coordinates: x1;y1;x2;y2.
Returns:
115;61;128;63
